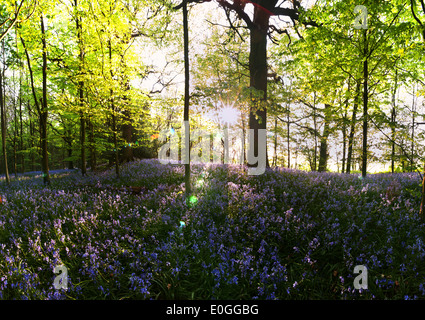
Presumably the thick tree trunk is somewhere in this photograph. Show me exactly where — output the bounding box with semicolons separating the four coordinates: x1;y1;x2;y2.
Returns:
248;5;270;170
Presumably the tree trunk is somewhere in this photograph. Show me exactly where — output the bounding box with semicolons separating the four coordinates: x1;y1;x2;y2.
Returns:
75;0;86;176
420;163;425;219
346;80;361;174
411;82;416;171
183;0;191;195
342;110;347;174
88;116;96;171
40;15;50;185
273;117;277;166
361;29;368;179
312;96;318;171
80;112;86;174
67;142;73;170
29;117;35;171
318;104;331;172
108;39;119;178
287;104;290;168
13;101;17;178
0;57;9;184
19;80;24;173
112;107;119;177
248;5;270;170
390;70;397;173
122;109;134;162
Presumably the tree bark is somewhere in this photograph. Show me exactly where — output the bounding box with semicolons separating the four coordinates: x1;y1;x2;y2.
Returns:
0;55;9;184
248;5;270;169
346;80;361;174
287;103;290;168
121;108;134;162
19;74;24;173
183;0;191;195
318;104;331;172
342;110;347;174
312;94;318;171
273;117;277;166
108;39;119;178
40;15;50;185
411;82;416;171
75;0;86;176
88;116;96;171
361;29;368;179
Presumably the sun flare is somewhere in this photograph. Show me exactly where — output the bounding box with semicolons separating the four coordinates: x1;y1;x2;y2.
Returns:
218;106;239;126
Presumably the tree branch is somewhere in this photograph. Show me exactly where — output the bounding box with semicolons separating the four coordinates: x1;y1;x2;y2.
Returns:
0;0;26;43
174;0;211;10
411;0;423;25
216;0;255;30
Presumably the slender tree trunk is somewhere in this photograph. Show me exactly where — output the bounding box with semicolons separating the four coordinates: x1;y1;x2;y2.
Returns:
346;80;361;174
342;110;347;174
361;29;368;179
88;116;96;171
287;104;290;168
318;104;331;172
19;75;24;173
183;0;191;195
341;80;350;174
122;109;134;162
15;24;24;174
390;70;398;173
411;82;416;171
0;56;9;184
273;117;277;166
75;0;86;176
13;100;17;178
80;112;86;174
312;95;318;171
29;117;34;171
242;116;246;165
420;164;425;218
108;39;119;178
40;15;50;185
67;141;73;170
112;106;119;177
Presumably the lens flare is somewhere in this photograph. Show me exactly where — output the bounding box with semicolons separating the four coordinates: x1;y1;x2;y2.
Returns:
218;106;239;126
188;195;198;206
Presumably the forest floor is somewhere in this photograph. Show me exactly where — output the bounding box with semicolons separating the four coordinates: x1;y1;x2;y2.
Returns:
0;159;424;300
